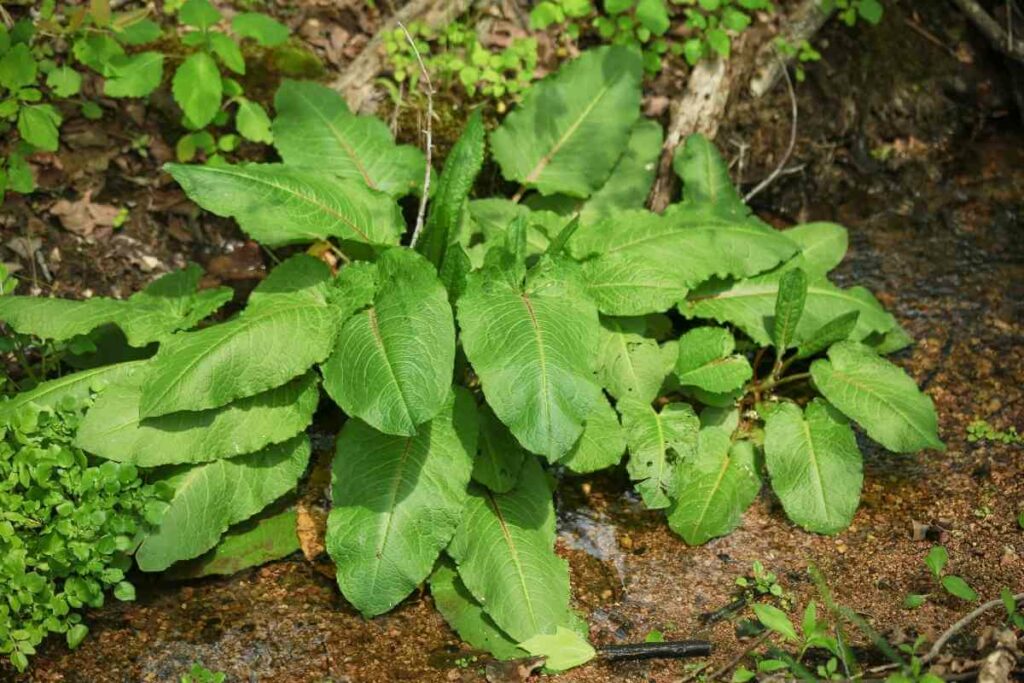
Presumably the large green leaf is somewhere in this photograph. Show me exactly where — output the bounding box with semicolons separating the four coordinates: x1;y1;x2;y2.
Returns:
619;397;699;510
809;342;944;452
491;46;642;197
167;507;300;579
139;256;339;417
429;558;526;661
681;271;899;347
675;326;753;393
136;434;310;571
473;405;528;494
448;457;572;642
418;111;485;269
272;80;425;197
570;209;798;316
667;431;761;545
560;392;626;474
327;389;477;616
0;360;144;420
76;371;319;467
166;163;402;247
763;400;862;534
458;256;601;460
0;263;231;346
595;316;674;402
321;248;454;435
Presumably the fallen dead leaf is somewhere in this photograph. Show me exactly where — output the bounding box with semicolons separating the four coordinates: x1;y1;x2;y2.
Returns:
50;191;121;236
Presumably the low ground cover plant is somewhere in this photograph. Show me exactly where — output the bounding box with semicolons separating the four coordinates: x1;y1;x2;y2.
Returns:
0;44;942;671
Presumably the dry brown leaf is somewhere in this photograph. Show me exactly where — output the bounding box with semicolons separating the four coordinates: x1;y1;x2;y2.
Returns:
50;191;120;236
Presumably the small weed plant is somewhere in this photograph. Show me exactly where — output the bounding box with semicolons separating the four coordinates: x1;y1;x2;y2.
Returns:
0;0;289;199
0;45;941;670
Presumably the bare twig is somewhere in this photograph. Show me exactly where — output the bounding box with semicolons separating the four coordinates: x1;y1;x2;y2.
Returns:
697;632;773;683
330;0;471;112
951;0;1024;61
397;21;433;248
921;592;1024;664
389;81;404;137
744;56;798;203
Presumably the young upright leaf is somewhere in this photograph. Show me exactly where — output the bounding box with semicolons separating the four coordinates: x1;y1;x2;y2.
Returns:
76;372;320;467
772;268;808;351
178;0;220;29
763;400;863;534
595;316;673;402
667;431;761;545
560;392;627;474
810;342;944;453
682;271;898;347
419;111;485;269
272;80;425;197
18;105;62;151
139;256;338;417
458;257;601;460
571;209;798;316
473;405;528;494
675;327;752;393
166;163;402;247
429;558;527;661
235;98;273;143
672;134;745;217
491;46;642;197
136;434;310;572
448;457;572;642
172;52;221;128
619;397;699;510
321;248;454;436
327;389;477;617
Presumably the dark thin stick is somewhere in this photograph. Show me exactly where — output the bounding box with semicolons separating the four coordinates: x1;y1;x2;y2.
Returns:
598;640;712;662
681;632;772;683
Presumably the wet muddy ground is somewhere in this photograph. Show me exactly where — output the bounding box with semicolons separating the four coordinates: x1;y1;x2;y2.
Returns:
6;2;1024;682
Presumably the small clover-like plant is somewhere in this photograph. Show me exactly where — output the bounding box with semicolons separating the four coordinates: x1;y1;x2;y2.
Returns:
0;45;943;673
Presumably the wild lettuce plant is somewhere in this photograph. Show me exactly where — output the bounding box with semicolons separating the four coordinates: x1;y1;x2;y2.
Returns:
0;44;942;670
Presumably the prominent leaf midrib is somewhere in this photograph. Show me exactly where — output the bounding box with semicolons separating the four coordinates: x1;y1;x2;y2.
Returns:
485;490;539;633
293;86;377;190
689;452;732;537
521;292;552;453
602;223;776;256
825;366;935;445
523;82;614;186
367;306;414;426
194;165;372;242
613;327;642;392
145;300;326;413
368;436;415;597
800;419;830;524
